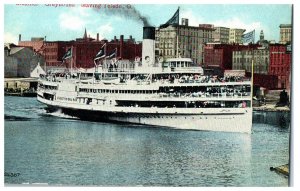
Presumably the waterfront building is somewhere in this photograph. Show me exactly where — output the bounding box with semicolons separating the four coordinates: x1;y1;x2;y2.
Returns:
18;29;142;70
4;43;45;78
232;46;269;75
19;36;72;70
204;43;260;73
204;43;235;71
155;19;215;65
213;27;230;44
279;24;292;44
269;43;291;89
18;35;44;52
257;30;269;48
30;63;46;78
229;28;246;44
67;33;142;69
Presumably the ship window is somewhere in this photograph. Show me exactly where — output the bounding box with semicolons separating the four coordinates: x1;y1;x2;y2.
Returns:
171;62;176;67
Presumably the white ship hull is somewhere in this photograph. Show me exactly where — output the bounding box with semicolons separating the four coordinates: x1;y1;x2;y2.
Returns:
38;96;252;133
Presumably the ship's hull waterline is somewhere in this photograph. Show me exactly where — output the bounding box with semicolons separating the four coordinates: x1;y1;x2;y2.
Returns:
39;97;252;133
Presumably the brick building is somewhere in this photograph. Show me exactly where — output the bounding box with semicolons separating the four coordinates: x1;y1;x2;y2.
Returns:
18;36;44;52
18;29;142;70
63;33;142;69
245;72;278;90
204;43;260;72
269;43;291;89
204;43;234;70
19;36;71;70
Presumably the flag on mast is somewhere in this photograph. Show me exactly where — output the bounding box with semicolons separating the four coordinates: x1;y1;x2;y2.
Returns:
106;48;117;59
242;30;255;44
159;8;179;29
94;43;106;61
62;48;72;60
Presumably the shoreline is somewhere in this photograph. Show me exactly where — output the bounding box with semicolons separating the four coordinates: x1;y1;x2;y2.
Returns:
253;104;290;112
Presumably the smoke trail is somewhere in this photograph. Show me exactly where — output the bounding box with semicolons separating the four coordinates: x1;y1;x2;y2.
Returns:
93;4;152;26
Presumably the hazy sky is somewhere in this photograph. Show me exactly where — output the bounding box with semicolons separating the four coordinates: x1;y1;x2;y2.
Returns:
4;4;292;44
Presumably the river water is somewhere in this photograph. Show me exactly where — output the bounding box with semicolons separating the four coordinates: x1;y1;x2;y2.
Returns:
4;96;290;186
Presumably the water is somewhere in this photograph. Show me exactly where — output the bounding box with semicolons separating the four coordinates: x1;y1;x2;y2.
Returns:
4;96;290;186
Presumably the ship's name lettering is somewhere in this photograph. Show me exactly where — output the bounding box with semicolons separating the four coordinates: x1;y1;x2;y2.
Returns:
57;97;76;101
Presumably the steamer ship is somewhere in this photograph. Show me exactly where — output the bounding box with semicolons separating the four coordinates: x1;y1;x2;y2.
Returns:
37;27;252;133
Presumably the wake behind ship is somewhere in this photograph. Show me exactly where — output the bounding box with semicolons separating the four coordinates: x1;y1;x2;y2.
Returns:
37;26;252;133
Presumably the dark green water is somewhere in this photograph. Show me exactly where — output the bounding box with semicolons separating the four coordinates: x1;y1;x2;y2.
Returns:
4;96;290;186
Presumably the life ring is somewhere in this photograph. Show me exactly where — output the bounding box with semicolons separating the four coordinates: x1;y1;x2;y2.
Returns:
135;56;140;62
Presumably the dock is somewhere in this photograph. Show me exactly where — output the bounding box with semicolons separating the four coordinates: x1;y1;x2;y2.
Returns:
270;164;289;176
4;78;38;97
253;104;290;112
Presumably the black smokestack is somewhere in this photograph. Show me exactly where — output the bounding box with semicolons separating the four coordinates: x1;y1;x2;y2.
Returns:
93;5;151;26
143;27;155;40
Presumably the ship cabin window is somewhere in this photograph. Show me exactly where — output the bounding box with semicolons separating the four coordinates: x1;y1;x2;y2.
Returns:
171;62;176;68
181;62;184;67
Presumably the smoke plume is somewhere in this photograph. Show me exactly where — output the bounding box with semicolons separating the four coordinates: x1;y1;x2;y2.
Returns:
93;5;151;26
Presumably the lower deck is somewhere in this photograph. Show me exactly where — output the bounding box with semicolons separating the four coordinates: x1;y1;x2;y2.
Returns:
39;96;252;133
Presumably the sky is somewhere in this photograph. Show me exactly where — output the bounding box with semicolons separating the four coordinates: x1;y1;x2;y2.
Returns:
4;4;292;44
